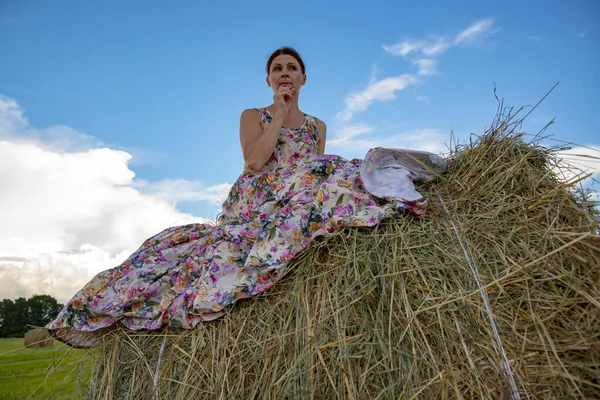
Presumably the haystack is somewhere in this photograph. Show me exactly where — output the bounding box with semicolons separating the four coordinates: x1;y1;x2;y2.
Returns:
24;328;53;348
82;108;599;399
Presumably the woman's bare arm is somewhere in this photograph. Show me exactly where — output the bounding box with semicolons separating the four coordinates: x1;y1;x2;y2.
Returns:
317;119;327;155
240;85;294;172
239;109;284;173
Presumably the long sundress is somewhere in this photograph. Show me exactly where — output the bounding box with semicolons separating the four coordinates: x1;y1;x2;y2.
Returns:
46;108;447;347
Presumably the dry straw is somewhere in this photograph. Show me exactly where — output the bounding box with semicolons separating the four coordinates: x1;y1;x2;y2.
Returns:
74;104;598;399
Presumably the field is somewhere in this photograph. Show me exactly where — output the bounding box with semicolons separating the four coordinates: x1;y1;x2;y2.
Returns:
0;338;90;400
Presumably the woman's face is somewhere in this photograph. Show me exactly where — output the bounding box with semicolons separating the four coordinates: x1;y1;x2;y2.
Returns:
267;54;306;95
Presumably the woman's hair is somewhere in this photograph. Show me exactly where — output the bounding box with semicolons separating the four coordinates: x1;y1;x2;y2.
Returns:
266;47;305;75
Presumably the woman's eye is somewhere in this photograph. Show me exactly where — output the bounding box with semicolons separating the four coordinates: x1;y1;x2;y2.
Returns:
289;65;296;70
273;66;281;71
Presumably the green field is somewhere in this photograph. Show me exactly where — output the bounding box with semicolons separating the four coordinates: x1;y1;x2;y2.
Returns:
0;338;90;400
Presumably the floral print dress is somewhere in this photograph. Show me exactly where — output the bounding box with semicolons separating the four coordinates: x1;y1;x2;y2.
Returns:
47;108;446;347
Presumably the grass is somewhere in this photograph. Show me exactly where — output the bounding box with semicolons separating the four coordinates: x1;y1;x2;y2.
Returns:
0;338;90;400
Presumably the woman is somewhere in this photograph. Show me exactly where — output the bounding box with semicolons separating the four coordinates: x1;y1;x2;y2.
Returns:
47;47;446;347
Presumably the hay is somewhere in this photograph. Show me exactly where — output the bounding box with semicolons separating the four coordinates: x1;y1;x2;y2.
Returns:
24;328;53;348
82;108;599;399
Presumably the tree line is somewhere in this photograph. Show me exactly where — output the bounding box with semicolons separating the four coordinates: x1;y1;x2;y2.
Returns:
0;295;63;337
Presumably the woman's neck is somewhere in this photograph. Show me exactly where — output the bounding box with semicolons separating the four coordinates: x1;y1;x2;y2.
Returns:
287;95;301;114
268;100;302;117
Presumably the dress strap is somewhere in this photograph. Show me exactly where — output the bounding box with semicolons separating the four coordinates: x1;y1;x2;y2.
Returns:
305;114;319;130
254;108;271;129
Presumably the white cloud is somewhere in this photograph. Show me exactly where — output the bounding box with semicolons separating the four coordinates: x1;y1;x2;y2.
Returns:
382;38;450;58
454;19;495;46
369;63;379;84
415;94;431;106
383;19;496;60
0;247;128;304
0;96;30;134
555;146;600;184
0;95;230;302
337;19;496;123
327;123;374;147
415;59;437;76
135;179;232;206
382;40;424;57
328;128;450;160
0;95;104;151
337;74;418;122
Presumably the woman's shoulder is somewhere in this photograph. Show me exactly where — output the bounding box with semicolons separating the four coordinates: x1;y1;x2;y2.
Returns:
304;113;326;130
241;107;270;121
241;107;266;116
240;107;270;130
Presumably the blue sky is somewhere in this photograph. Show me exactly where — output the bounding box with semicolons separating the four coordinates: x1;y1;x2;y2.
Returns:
0;0;598;301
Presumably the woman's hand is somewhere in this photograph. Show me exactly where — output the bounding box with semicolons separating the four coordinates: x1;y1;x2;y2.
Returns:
273;86;293;117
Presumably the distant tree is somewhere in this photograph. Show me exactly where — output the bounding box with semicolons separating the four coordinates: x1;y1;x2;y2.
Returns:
27;295;62;328
0;298;27;337
0;295;63;338
0;299;15;337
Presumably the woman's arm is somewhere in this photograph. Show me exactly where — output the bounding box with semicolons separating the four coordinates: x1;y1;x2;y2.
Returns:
239;86;293;172
239;108;284;173
317;119;327;155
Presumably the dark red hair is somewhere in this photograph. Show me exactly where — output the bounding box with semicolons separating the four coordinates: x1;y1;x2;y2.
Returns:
266;47;306;75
